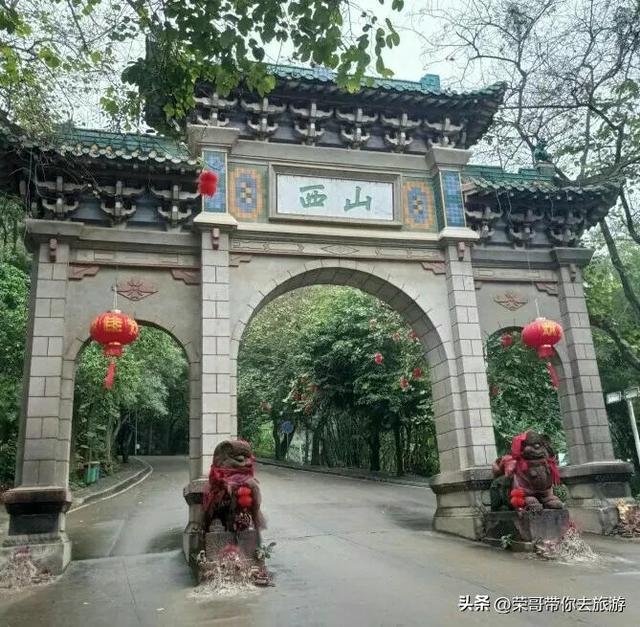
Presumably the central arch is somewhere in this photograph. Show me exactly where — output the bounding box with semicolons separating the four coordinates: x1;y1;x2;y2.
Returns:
228;259;477;476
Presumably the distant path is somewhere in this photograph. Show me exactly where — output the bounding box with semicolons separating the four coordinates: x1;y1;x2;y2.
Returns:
66;455;188;559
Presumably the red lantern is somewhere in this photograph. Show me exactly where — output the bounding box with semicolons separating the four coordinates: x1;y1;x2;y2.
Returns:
198;170;218;197
400;376;409;390
501;333;514;348
90;310;139;389
521;317;563;389
374;352;383;365
510;487;526;509
412;367;422;380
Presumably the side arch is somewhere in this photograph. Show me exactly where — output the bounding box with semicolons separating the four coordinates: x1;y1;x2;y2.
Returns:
58;317;202;484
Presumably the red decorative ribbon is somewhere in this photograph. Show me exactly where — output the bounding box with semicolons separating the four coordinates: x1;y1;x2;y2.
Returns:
500;431;561;485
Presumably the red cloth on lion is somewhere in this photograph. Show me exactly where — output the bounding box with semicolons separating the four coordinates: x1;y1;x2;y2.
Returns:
496;431;560;486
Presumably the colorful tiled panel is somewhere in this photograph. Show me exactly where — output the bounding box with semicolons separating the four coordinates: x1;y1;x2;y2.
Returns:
202;150;226;212
440;170;466;227
402;178;437;231
229;163;268;221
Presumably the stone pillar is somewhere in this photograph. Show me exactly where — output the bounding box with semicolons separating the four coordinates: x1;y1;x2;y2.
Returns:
423;145;498;540
3;238;73;574
554;248;634;533
182;125;240;558
431;241;497;539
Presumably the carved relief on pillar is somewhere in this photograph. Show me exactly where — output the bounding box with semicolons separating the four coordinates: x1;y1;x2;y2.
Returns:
171;268;201;285
229;254;252;267
422;261;446;275
494;290;529;311
116;277;158;301
68;264;100;281
535;282;559;296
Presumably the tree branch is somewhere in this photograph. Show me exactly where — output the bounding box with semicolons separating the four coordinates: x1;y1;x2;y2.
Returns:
590;314;640;373
599;217;640;320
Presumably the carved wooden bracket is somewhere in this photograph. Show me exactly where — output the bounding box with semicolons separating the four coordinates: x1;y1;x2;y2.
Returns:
421;261;446;275
117;277;158;301
48;238;58;262
494;291;528;311
211;227;220;251
170;268;201;285
535;282;559;296
68;264;100;281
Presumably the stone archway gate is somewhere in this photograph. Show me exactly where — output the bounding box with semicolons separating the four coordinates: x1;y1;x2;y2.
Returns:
0;67;632;573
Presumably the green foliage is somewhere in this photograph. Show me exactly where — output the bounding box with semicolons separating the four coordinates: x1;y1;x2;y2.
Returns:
238;286;435;476
585;244;640;465
486;331;565;457
2;1;403;134
72;325;189;474
0;262;29;486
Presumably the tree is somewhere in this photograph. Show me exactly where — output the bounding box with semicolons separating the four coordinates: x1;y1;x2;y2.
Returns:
0;262;29;486
486;330;565;456
2;0;405;134
414;0;640;458
72;325;189;474
237;286;435;476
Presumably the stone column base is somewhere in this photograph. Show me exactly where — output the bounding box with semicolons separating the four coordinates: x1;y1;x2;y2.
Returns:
561;461;634;534
430;467;493;540
183;479;208;559
2;486;72;574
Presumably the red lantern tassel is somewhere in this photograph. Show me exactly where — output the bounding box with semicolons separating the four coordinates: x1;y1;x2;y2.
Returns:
104;359;116;390
546;362;559;389
198;170;218;197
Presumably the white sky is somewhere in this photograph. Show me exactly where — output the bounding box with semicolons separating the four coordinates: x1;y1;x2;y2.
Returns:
72;0;476;128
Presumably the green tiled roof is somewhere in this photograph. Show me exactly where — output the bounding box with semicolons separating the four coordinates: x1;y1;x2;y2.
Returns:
267;63;442;93
44;127;196;166
0;119;197;167
463;164;620;197
267;63;506;102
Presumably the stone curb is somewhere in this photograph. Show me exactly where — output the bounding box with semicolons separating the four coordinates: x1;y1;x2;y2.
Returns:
69;457;152;511
256;457;433;489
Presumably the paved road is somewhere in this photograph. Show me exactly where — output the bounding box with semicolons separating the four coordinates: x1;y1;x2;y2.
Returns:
1;456;640;626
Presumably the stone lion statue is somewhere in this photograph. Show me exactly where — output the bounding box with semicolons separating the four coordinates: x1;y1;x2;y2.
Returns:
490;431;564;511
202;439;265;533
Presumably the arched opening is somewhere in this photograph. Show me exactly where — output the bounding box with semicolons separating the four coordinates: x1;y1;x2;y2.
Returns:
485;326;566;462
68;323;190;486
232;261;456;478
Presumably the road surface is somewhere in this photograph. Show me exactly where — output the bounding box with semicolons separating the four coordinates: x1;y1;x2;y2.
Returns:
1;456;639;626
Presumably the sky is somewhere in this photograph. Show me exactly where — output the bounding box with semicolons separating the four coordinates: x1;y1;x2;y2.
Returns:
71;0;479;128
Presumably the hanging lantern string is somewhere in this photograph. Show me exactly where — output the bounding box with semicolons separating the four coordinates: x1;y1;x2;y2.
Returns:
112;284;118;311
